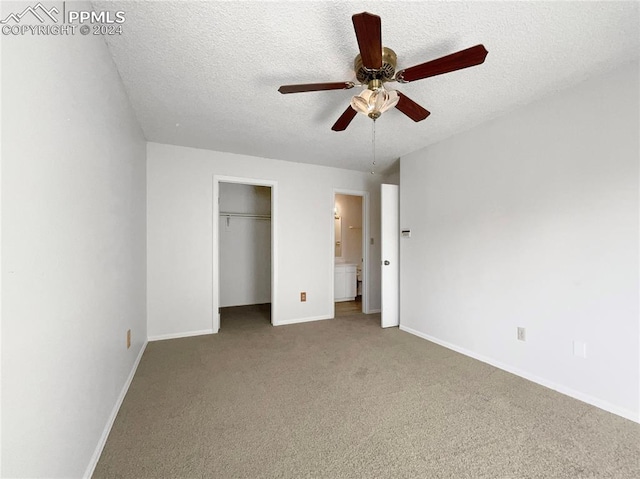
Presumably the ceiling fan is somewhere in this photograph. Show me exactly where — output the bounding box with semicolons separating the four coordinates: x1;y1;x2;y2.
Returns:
278;12;488;131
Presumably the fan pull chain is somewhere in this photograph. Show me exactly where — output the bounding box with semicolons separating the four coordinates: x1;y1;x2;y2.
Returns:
371;119;376;174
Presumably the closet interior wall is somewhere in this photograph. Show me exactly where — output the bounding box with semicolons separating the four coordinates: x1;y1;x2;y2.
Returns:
219;183;272;307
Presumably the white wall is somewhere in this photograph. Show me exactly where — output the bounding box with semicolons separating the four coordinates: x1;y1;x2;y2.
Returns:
1;2;147;476
147;142;382;337
335;194;362;266
400;62;639;421
383;161;400;185
219;183;271;307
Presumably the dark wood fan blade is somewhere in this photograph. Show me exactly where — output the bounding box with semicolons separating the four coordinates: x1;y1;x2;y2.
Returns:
278;82;355;94
395;92;431;122
352;12;382;69
331;106;358;131
396;45;488;83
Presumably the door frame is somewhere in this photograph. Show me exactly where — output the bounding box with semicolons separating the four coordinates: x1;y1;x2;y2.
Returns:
213;175;278;332
332;189;371;315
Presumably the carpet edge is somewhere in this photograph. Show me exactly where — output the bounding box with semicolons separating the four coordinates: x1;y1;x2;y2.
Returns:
83;339;148;479
398;325;639;424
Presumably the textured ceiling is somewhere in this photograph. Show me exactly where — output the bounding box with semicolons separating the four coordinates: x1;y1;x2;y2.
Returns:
94;1;639;173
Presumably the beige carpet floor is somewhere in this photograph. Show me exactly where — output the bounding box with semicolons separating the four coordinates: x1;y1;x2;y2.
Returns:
94;306;640;478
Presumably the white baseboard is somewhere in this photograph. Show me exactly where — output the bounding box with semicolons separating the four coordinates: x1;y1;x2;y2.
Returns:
273;314;333;326
399;325;639;424
83;340;148;479
148;329;214;341
367;309;381;314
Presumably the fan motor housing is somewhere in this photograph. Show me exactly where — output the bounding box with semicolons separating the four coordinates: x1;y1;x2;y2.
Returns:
354;47;397;83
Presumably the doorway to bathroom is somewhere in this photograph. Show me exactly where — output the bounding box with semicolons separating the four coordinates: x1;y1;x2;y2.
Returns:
333;190;369;316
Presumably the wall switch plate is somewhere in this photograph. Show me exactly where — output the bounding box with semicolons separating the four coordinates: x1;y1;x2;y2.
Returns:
573;340;587;358
300;292;306;302
127;329;131;349
517;327;526;341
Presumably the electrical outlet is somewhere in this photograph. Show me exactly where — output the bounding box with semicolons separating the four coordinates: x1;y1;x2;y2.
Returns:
127;329;131;349
300;292;306;302
517;327;526;341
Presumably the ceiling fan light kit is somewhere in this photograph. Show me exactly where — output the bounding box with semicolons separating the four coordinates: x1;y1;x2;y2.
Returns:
277;11;488;131
350;80;399;120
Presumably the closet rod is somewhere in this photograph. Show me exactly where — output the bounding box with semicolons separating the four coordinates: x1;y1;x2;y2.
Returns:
219;212;271;219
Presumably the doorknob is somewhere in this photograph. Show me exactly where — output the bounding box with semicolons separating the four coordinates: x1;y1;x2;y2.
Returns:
384;260;390;265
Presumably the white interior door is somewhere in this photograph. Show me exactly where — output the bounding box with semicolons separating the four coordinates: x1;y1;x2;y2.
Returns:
381;184;399;328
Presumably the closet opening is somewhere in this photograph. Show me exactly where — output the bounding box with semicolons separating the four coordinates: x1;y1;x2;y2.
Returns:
217;181;274;331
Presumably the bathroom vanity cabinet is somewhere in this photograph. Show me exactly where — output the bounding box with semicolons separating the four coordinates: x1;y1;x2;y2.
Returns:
334;263;357;302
